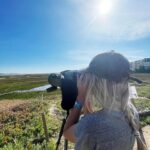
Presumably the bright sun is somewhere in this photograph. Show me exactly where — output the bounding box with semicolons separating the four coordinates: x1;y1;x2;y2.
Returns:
98;0;113;16
87;0;115;27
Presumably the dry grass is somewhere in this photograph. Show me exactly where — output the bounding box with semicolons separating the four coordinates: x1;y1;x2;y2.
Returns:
0;100;30;113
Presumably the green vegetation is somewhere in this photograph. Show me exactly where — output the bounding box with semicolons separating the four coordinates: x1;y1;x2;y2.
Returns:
0;73;150;149
0;74;66;149
131;73;150;126
133;98;150;126
0;92;65;149
0;74;48;94
130;73;150;99
136;84;150;99
0;90;61;100
133;98;150;111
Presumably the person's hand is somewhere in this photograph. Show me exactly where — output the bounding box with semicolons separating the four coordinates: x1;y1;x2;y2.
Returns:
77;73;90;104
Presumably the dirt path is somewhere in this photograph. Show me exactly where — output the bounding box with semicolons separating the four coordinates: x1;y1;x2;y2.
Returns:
133;125;150;150
143;126;150;149
48;104;57;115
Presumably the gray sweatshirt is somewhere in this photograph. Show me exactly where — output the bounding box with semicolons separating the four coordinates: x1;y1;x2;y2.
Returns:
75;109;135;150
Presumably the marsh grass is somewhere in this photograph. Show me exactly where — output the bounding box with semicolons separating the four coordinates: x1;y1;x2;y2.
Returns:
133;99;150;111
0;74;48;94
0;90;61;100
136;84;150;99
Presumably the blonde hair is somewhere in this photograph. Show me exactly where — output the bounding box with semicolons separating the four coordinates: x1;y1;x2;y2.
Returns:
82;73;147;150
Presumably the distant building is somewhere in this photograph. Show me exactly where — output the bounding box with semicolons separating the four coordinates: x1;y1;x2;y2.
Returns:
130;58;150;72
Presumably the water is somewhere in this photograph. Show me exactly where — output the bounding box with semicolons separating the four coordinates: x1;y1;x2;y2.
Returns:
0;84;51;96
15;84;51;93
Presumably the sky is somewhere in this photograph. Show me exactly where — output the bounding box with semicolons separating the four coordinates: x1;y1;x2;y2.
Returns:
0;0;150;74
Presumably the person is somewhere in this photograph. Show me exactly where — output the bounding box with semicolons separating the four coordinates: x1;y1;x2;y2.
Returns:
63;52;147;150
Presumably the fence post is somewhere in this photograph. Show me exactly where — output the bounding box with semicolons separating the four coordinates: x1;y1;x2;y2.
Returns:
41;112;49;142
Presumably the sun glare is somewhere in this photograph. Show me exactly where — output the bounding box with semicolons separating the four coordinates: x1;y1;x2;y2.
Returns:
99;0;113;16
84;0;116;30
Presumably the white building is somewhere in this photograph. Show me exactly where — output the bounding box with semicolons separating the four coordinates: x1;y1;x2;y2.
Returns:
130;58;150;71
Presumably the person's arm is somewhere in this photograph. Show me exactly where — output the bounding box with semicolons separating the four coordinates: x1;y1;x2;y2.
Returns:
63;74;88;143
63;97;83;143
